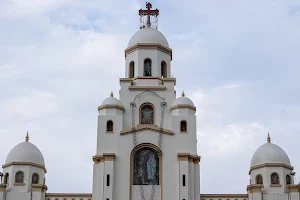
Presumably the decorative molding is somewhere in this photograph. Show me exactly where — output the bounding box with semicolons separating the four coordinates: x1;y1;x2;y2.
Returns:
92;153;115;164
32;184;48;192
200;194;248;198
120;77;176;86
177;153;201;164
247;184;263;193
125;43;172;60
249;163;294;174
287;184;300;192
46;193;92;198
2;162;47;173
270;184;282;187
120;124;174;136
128;86;167;91
170;104;196;111
0;184;6;192
14;183;25;186
98;104;125;111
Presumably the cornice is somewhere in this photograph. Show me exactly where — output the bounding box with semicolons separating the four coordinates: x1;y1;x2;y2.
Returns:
249;163;294;174
128;85;167;91
2;162;47;173
125;43;172;60
170;104;196;111
201;194;248;198
98;104;125;111
46;193;92;197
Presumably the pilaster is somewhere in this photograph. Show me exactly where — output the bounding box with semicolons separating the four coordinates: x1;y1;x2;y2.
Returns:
247;184;263;200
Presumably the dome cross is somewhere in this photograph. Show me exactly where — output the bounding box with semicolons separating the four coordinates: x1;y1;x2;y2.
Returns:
139;2;159;27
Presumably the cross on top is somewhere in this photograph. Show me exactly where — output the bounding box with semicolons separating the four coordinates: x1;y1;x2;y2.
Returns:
139;2;159;27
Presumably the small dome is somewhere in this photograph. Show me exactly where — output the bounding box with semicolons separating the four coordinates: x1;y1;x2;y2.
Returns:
250;142;291;167
101;96;123;106
127;27;169;48
171;96;195;107
6;141;45;166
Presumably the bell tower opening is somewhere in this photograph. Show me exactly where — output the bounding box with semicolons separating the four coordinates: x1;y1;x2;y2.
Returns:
143;58;152;76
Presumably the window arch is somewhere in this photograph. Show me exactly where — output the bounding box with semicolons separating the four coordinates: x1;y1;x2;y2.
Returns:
140;103;155;124
4;173;9;184
286;174;292;185
271;172;280;184
256;174;263;184
161;61;167;78
15;171;24;183
131;143;161;186
180;120;187;132
32;173;39;184
129;61;135;78
143;58;152;76
106;120;113;132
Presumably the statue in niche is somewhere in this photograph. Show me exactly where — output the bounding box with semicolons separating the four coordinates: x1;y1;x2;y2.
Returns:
144;60;152;76
141;105;154;124
133;148;159;185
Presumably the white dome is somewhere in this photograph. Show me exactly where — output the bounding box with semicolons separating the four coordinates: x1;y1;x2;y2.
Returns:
250;142;291;167
101;96;123;106
5;141;45;166
171;96;195;107
127;27;169;48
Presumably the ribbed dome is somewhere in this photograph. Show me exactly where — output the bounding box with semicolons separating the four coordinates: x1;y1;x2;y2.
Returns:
101;96;123;106
250;142;291;167
127;27;169;48
171;96;194;107
5;141;45;166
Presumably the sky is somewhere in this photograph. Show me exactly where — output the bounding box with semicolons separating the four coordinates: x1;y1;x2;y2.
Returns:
1;0;300;195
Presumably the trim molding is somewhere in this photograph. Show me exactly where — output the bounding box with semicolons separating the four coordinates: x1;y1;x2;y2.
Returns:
249;163;294;174
170;104;196;111
287;184;300;192
177;153;201;164
247;184;263;193
120;125;174;136
98;104;125;111
92;153;115;164
128;86;167;91
46;193;92;197
125;43;172;60
201;194;248;198
2;162;47;173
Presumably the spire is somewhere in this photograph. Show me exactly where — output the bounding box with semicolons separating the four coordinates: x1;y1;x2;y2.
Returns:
110;91;113;97
26;131;29;142
182;91;185;97
267;132;271;143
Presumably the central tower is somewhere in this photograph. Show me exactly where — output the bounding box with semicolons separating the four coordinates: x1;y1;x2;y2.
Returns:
92;3;201;200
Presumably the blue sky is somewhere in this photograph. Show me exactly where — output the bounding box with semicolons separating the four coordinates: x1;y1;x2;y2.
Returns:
1;0;300;194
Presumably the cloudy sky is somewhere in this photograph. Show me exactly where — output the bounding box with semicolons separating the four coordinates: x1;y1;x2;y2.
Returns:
1;0;300;195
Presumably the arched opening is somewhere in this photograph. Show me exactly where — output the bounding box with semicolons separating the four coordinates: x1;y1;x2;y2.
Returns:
161;61;167;78
180;120;187;132
144;58;152;76
129;61;135;78
15;171;24;183
131;143;162;186
106;120;113;132
271;172;280;184
140;103;155;124
256;174;263;184
32;173;39;184
4;173;9;185
286;174;291;185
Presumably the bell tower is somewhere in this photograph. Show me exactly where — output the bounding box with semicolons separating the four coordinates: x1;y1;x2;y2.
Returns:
92;2;201;200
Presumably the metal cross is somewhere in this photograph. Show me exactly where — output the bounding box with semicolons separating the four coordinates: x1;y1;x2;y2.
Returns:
139;2;159;27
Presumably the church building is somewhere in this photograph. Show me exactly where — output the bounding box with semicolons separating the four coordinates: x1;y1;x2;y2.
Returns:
0;3;299;200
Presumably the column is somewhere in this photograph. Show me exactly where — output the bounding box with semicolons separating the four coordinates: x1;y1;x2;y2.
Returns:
178;153;190;200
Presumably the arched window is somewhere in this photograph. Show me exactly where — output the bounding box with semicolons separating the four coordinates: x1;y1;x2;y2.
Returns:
256;174;263;184
129;61;135;78
15;171;24;183
271;172;279;184
161;61;167;78
140;103;154;124
106;120;113;132
286;174;292;185
180;120;187;132
32;173;39;184
4;173;9;184
144;59;152;76
132;145;160;185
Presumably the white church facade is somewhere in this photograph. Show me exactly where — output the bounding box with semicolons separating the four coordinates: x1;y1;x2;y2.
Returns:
0;3;299;200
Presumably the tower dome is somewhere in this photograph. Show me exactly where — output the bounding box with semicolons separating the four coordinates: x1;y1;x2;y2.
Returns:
101;92;123;106
171;91;195;107
127;27;169;48
250;134;291;167
5;133;45;166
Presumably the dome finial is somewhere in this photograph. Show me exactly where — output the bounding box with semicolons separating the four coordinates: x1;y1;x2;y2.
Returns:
26;131;29;142
110;91;113;97
182;91;185;97
267;132;271;143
